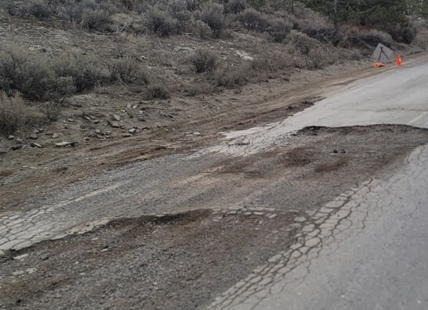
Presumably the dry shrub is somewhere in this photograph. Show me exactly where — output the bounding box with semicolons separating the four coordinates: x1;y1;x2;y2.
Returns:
303;26;342;46
0;45;75;101
168;0;192;32
185;81;215;96
24;0;116;31
268;18;292;43
143;85;170;100
251;50;292;73
191;49;219;73
307;48;328;70
0;93;26;135
357;29;392;47
29;1;52;19
144;7;178;37
224;0;246;14
45;101;60;122
193;20;212;38
81;8;113;30
214;64;250;88
413;21;428;50
197;2;226;37
53;54;111;93
110;58;149;84
288;30;320;55
238;9;269;32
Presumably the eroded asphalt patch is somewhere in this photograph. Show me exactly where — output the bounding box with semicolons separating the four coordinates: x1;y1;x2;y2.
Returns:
1;125;428;309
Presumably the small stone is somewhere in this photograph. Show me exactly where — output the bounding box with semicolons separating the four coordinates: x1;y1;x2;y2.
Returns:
26;268;37;274
122;133;132;138
127;110;134;118
112;114;121;121
129;128;137;134
93;120;101;124
52;133;60;139
294;216;306;222
0;250;6;257
8;135;14;140
12;270;25;276
55;141;78;147
67;118;74;122
29;133;38;140
11;145;23;151
266;213;277;219
236;139;250;146
30;142;42;148
13;253;29;261
16;138;23;143
83;137;90;142
108;121;120;128
193;131;201;136
0;148;7;154
95;129;101;134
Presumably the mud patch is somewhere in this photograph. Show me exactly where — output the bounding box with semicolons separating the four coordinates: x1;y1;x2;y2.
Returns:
0;209;297;310
1;125;428;310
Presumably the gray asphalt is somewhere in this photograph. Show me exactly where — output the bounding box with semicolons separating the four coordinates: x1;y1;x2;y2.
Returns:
216;60;428;156
207;61;428;309
208;145;428;310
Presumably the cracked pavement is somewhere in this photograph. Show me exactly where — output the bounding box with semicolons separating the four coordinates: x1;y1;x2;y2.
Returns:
2;59;428;309
211;144;428;310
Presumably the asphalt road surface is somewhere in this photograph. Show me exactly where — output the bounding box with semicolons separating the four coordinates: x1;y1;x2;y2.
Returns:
1;59;428;310
207;61;428;309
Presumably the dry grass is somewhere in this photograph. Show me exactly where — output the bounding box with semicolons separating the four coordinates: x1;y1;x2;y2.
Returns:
0;93;26;135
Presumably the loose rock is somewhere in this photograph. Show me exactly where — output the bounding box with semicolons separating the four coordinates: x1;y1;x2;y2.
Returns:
52;133;60;139
11;145;23;151
8;135;14;140
30;142;43;148
55;141;78;147
29;133;38;140
112;114;121;121
108;121;120;128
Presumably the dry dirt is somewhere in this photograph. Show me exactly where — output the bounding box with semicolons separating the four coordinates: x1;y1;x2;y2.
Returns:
1;6;427;210
3;53;427;210
1;125;428;310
